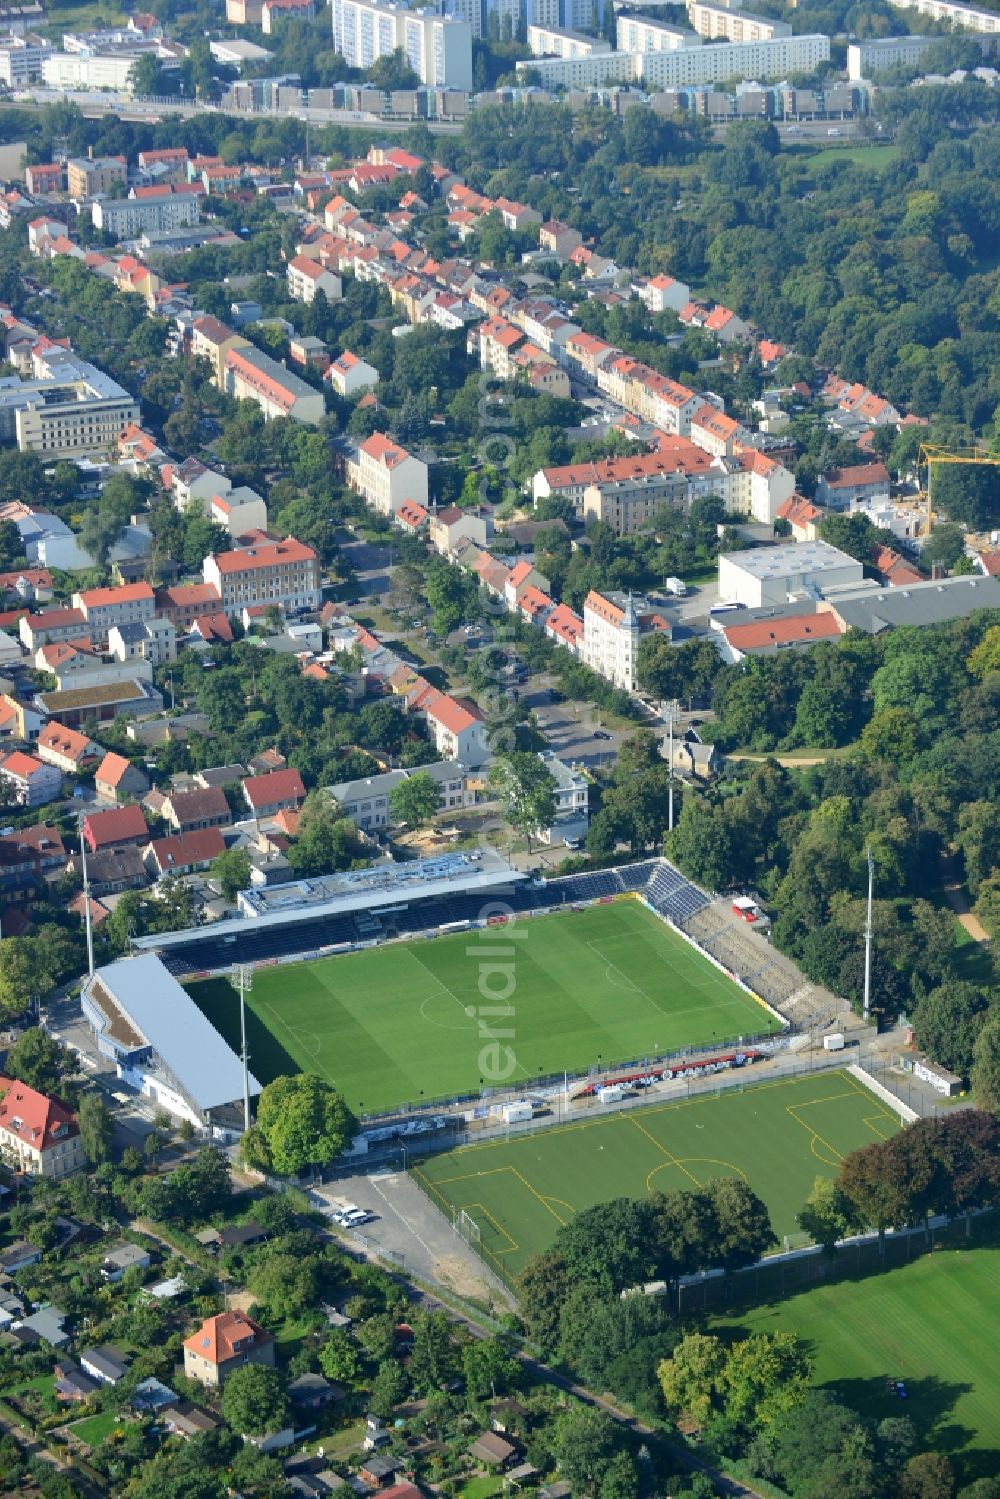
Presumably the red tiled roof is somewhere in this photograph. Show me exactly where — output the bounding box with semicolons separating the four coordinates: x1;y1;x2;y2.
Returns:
96;751;137;789
0;1075;78;1154
359;432;412;469
183;1312;272;1365
83;804;149;850
723;614;843;651
0;751;48;780
37;722;94;764
149;827;226;871
78;582;154;610
212;539;316;574
243;768;305;809
823;463;890;489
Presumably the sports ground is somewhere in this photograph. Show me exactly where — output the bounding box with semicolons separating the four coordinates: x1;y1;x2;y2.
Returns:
413;1071;902;1276
188;899;778;1113
718;1220;1000;1479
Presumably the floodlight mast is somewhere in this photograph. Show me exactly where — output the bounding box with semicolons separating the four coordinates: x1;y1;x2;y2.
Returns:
863;845;874;1024
234;965;253;1132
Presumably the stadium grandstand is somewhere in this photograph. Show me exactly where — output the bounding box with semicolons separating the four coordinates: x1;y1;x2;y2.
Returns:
81;953;261;1130
129;847;816;1028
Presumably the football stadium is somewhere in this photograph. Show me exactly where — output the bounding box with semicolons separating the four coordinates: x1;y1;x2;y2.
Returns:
129;850;796;1116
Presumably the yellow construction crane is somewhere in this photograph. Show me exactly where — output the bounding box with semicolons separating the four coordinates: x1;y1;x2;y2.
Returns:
917;443;1000;537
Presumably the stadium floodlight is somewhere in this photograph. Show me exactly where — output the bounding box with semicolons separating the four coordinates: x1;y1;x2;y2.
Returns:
863;846;874;1023
233;964;253;1132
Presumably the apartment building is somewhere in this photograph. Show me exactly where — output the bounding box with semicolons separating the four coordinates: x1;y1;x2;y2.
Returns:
203;538;321;612
637;273;690;315
43;52;139;91
330;0;473;89
188;316;251;386
0;1076;85;1180
345;431;429;516
328;761;474;831
209;486;267;537
886;0;1000;34
73;581;156;641
518;31;829;87
0;751;62;806
686;1;790;42
615;14;701;50
223;345;325;424
66;155;127;198
93;189;200;240
286;255;342;304
25;162;66;195
846;35;937;78
526;23;612;57
0;34;52;86
582;590;670;692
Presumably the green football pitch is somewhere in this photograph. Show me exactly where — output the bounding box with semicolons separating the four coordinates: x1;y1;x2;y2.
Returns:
716;1220;1000;1479
187;899;779;1113
413;1071;902;1277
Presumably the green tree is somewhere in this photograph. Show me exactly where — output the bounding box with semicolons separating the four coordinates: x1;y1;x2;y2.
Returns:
388;770;441;829
408;1310;460;1393
658;1332;728;1426
248;1253;319;1321
369;1357;409;1416
552;1406;634;1498
971;1012;1000;1116
722;1330;811;1427
318;1328;361;1383
516;1249;569;1354
487;752;556;851
0;940;46;1021
221;1364;288;1437
77;1092;114;1165
241;1074;356;1177
898;1452;956;1499
461;1335;521;1403
798;1176;855;1253
704;1176;776;1273
912;980;990;1078
5;1026;69;1094
921;523;966;571
667;797;734;890
210;848;252;903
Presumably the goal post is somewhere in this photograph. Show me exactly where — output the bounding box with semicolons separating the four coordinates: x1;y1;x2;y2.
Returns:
453;1207;481;1246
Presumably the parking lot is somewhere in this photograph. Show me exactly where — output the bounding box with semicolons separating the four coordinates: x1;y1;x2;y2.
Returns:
309;1168;512;1306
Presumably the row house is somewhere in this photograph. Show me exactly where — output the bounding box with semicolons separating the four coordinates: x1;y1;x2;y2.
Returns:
154;583;223;629
690;403;750;459
564;331;620;382
544;601;584;656
474;316;525;380
223;346;325;424
73;582;156;644
188;315;250;386
19;606;89;652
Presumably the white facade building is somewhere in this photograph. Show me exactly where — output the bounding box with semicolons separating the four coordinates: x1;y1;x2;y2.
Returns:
517;32;829;87
615;15;701;51
526;24;612;57
330;0;473;89
93;192;200;239
686;1;791;42
345;431;428;516
886;0;1000;33
41;50;138;91
718;541;864;609
847;35;937;78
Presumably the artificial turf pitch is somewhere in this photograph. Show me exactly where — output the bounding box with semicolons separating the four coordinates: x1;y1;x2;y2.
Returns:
716;1221;1000;1479
187;898;779;1113
413;1070;902;1276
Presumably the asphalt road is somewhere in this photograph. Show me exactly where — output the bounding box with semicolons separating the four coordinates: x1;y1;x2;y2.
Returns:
340;535;396;597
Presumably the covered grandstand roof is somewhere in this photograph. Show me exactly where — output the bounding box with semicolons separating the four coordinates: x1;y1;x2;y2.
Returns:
133;847;523;954
82;954;260;1112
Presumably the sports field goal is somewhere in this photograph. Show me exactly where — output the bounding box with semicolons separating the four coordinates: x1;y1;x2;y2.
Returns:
453;1207;481;1246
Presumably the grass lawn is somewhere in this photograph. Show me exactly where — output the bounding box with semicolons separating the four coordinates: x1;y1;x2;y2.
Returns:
458;1479;504;1498
70;1411;123;1449
188;900;779;1113
951;921;996;986
798;144;901;172
414;1069;901;1277
714;1222;1000;1482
